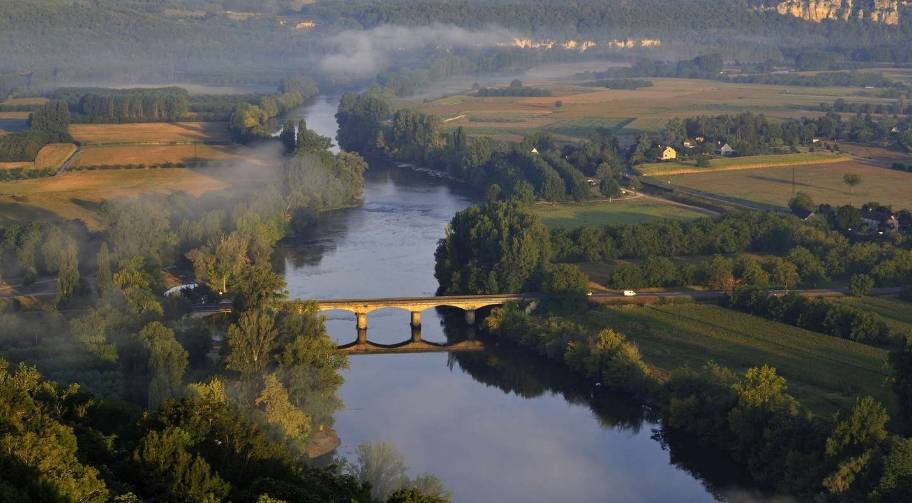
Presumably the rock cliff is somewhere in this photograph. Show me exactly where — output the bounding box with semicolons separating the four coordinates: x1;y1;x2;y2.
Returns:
774;0;910;25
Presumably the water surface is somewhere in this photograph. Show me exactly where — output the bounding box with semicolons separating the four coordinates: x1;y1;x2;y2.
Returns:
282;96;725;502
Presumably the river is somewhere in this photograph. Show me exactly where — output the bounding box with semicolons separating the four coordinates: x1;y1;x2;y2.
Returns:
280;96;732;502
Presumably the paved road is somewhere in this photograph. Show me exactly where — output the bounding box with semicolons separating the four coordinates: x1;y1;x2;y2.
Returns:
588;287;902;304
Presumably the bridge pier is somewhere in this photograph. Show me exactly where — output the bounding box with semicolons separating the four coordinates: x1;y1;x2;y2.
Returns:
356;312;368;330
464;309;476;325
410;311;422;328
411;325;422;343
357;328;367;344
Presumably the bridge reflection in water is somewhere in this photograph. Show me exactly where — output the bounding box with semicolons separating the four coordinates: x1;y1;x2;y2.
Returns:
337;325;485;355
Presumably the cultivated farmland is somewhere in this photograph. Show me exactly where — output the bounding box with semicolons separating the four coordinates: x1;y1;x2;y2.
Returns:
34;143;77;169
73;144;243;168
639;152;847;176
69;122;232;145
663;159;912;209
414;77;893;141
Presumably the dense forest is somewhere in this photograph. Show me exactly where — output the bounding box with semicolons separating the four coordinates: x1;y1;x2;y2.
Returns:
304;0;912;40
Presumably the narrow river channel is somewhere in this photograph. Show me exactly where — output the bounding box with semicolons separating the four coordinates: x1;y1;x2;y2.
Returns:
280;96;727;502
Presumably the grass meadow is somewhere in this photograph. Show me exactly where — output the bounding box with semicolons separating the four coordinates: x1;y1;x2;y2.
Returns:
839;296;912;335
532;197;709;229
586;303;892;416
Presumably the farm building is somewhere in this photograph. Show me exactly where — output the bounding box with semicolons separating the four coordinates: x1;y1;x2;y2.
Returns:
659;146;677;161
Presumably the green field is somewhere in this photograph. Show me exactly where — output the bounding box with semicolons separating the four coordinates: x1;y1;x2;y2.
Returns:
639;152;846;176
532;197;710;229
840;296;912;335
585;304;892;415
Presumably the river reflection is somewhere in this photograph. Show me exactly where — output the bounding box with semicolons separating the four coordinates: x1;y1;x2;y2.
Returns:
281;97;732;502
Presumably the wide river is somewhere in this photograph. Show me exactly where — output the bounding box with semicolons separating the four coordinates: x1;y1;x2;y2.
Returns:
280;96;729;502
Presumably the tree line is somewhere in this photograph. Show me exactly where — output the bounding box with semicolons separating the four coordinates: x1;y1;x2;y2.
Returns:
641;110;911;158
50;87;191;123
0;99;71;163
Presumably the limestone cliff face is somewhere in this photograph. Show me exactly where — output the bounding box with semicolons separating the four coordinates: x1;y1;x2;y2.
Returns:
775;0;910;24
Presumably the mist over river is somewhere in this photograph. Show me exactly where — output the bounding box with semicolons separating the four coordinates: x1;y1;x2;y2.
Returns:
279;96;732;502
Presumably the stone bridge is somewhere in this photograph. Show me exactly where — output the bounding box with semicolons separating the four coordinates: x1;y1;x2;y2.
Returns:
314;293;539;330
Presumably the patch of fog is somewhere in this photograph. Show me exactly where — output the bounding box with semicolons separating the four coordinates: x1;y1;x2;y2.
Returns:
49;82;275;95
319;24;516;81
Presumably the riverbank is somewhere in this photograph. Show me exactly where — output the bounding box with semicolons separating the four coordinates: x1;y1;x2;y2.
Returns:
482;300;910;500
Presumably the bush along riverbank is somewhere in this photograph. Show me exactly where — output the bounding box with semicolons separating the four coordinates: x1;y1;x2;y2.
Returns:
483;302;912;501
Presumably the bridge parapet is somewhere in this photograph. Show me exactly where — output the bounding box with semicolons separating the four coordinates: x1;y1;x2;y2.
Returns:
313;293;538;329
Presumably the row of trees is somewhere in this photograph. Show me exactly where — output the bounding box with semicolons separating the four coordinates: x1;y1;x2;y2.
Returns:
727;287;896;346
51;87;190;123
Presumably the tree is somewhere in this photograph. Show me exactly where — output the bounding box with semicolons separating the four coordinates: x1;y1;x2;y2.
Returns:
388;487;450;503
510;79;523;88
789;191;815;215
770;258;800;291
336;92;391;154
890;335;912;429
28;100;70;135
254;374;311;445
707;256;735;291
0;360;110;503
434;201;551;295
540;263;588;311
132;426;230;502
823;397;889;496
234;262;287;312
137;322;188;410
96;242;113;297
295;121;333;154
353;442;410;502
279;119;296;153
871;437;912;501
843;173;862;197
226;310;278;377
55;236;79;303
849;274;875;297
186;233;249;295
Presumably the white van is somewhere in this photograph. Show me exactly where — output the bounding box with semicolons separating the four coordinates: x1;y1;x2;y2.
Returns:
622;290;637;297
